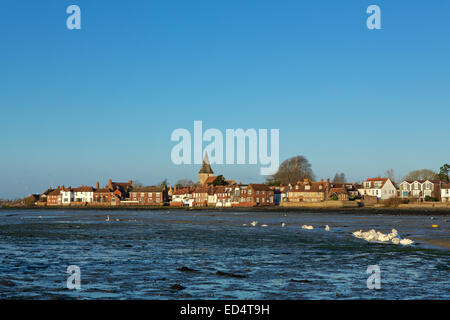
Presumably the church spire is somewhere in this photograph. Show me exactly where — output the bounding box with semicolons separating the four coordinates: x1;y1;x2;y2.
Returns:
199;152;213;174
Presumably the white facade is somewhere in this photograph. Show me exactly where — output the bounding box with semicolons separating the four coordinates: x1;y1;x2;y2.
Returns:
399;180;439;200
61;189;74;205
358;178;397;200
441;185;450;202
74;190;94;202
171;192;192;205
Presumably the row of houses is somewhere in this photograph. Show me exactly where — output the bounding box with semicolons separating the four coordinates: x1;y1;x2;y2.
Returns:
31;155;450;207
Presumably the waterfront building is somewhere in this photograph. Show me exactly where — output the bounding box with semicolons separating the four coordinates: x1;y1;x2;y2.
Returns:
399;180;444;201
287;178;330;202
441;184;450;202
73;186;94;203
128;186;166;205
358;178;397;200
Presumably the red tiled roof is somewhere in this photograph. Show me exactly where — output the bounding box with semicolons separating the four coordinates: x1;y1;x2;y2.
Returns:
73;186;94;192
172;188;192;195
48;189;61;196
249;184;272;191
131;186;163;192
203;176;217;185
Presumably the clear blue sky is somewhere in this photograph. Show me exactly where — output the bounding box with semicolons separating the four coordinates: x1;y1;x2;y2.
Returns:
1;0;449;198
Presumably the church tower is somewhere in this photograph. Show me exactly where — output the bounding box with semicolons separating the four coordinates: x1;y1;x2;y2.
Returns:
198;153;214;185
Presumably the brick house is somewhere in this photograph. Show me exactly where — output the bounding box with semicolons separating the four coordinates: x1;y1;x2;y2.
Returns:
287;178;330;202
129;186;166;205
47;188;62;205
93;188;118;204
235;184;274;206
328;187;349;200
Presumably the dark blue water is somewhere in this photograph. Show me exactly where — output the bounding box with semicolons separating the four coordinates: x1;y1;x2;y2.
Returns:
0;209;448;299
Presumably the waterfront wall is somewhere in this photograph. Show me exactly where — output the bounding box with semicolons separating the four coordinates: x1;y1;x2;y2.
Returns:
280;200;359;208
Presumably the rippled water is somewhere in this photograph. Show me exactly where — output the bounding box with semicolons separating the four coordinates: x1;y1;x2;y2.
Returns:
0;209;448;299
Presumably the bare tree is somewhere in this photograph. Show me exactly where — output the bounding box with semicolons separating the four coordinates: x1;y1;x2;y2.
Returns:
332;172;346;183
268;155;315;185
175;179;195;188
385;169;395;183
403;169;439;181
132;180;143;188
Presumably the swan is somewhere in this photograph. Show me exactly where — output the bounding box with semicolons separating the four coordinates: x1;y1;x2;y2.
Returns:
400;238;414;245
301;225;313;230
250;221;258;227
281;222;286;228
242;223;247;226
325;225;330;231
352;228;414;246
261;224;268;227
105;215;110;222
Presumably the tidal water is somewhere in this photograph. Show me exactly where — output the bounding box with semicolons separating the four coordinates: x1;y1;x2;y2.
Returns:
0;209;448;299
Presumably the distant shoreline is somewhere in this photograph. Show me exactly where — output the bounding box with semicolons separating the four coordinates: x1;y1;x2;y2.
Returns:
1;205;449;215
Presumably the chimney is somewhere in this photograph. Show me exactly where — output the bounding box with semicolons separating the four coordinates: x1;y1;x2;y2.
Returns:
108;179;112;189
303;178;309;184
96;181;100;189
128;180;132;185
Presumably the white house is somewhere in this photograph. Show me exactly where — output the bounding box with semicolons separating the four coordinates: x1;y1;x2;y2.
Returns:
441;184;450;202
399;180;443;200
358;178;397;200
171;188;193;206
60;187;74;205
73;186;94;203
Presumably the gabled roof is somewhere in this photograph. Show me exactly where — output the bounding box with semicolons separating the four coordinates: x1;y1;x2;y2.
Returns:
48;189;61;196
131;186;163;192
401;179;443;184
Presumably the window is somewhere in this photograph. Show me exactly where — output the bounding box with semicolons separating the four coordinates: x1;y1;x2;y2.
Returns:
148;193;152;197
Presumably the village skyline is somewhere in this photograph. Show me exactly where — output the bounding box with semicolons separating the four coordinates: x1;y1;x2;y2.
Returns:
1;1;449;198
